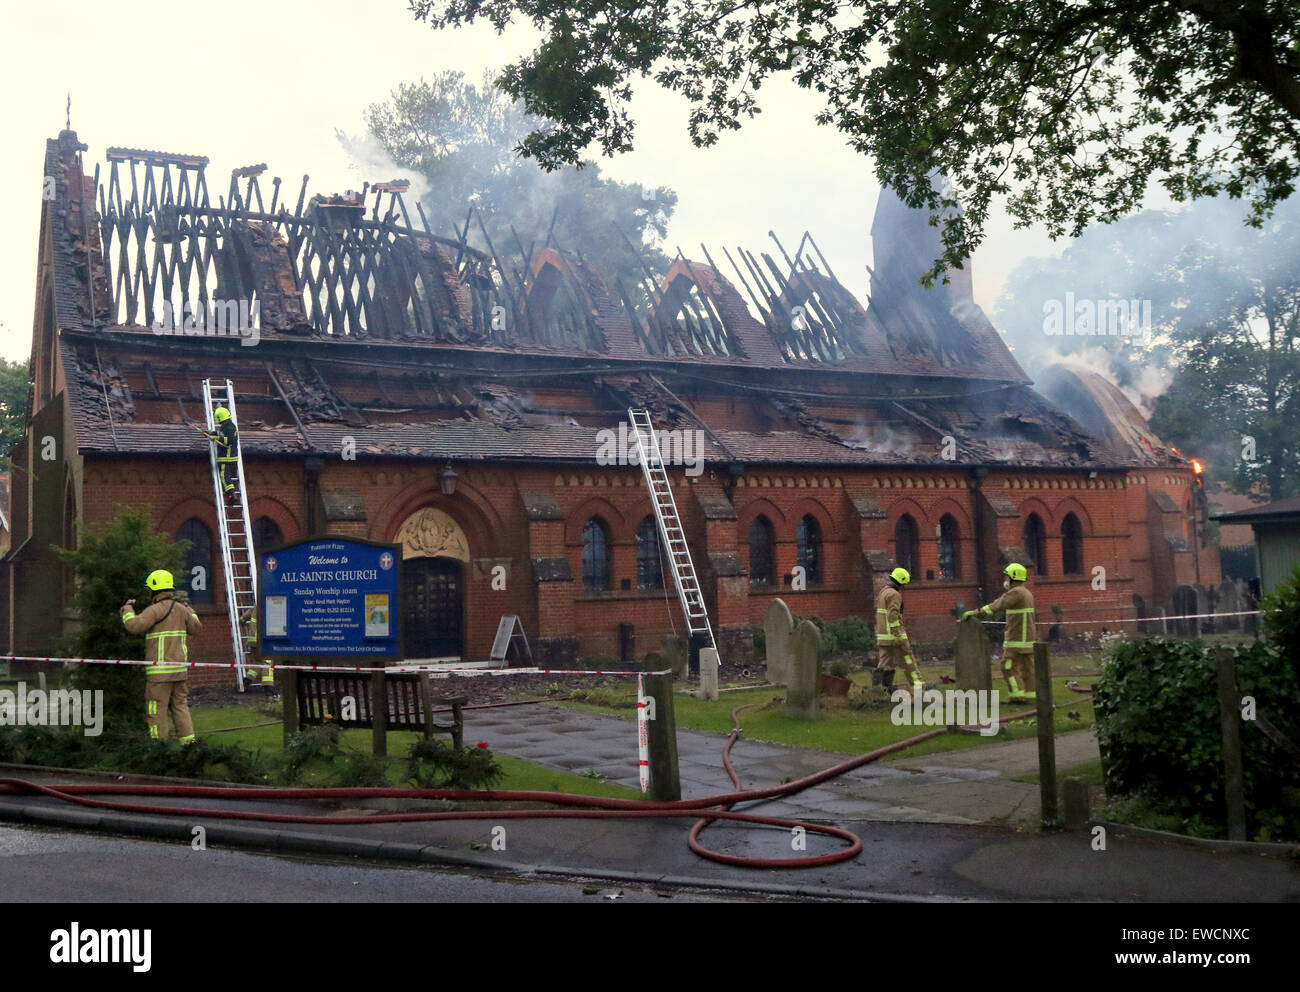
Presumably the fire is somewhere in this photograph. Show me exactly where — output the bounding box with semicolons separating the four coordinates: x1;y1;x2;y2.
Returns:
1191;458;1204;475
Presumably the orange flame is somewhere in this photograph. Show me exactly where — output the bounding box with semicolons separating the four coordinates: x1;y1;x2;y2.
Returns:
1191;458;1204;475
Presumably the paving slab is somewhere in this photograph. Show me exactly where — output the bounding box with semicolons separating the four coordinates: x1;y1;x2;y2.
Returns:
469;704;1102;824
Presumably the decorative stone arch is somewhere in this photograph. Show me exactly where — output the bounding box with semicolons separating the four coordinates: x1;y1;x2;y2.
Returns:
885;497;930;533
393;506;471;563
373;475;502;555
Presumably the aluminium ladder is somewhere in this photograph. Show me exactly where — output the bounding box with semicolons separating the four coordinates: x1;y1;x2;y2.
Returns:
627;408;717;657
201;379;258;692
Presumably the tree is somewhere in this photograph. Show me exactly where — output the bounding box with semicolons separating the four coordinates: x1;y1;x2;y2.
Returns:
995;193;1300;498
0;357;31;457
355;70;678;291
52;505;190;733
410;0;1300;283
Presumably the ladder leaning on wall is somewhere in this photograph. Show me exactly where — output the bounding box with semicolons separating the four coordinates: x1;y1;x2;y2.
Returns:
627;408;717;659
201;378;258;692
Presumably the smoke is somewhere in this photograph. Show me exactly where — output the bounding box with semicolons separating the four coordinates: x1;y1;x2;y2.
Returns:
334;129;433;210
1043;344;1171;418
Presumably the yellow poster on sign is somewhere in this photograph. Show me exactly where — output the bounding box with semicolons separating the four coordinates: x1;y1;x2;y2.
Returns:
365;594;390;638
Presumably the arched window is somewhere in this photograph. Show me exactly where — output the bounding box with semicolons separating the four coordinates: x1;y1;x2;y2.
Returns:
176;517;214;605
1023;513;1047;577
937;514;960;580
796;515;822;585
635;516;664;590
1061;513;1083;575
894;514;919;576
582;517;611;591
252;517;284;558
749;516;775;587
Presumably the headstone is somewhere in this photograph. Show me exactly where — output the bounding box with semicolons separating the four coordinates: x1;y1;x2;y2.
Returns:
764;598;795;686
659;637;689;680
954;615;992;691
786;620;822;720
697;648;720;701
642;651;664;673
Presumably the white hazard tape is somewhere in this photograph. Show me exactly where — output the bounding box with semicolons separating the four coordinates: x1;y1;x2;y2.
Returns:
979;609;1266;626
637;674;650;794
0;655;672;678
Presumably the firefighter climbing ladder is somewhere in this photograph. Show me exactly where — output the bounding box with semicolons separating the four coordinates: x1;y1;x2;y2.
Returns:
627;408;717;657
201;379;257;692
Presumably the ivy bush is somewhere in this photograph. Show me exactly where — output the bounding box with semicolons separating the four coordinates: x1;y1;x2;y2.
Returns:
1093;638;1300;841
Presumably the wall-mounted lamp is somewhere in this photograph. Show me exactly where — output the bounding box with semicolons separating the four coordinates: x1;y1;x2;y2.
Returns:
439;463;459;497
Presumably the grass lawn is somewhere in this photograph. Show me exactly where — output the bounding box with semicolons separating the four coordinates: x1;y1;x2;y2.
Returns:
551;660;1099;760
188;702;642;799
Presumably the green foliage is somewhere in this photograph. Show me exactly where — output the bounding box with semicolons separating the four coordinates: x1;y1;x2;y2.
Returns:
51;505;189;732
750;624;766;659
0;357;30;458
409;0;1300;284
280;723;344;783
406;738;503;790
358;69;677;292
793;614;874;656
336;751;391;788
1093;638;1300;841
0;726;269;783
1260;564;1300;666
829;660;850;679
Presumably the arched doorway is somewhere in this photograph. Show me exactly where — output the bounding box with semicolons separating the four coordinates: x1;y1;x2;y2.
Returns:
395;507;471;659
402;557;464;658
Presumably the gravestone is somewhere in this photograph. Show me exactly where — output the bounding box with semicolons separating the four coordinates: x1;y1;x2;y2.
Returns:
955;615;992;691
764;598;795;686
643;651;664;673
659;636;689;679
786;620;822;720
698;648;720;701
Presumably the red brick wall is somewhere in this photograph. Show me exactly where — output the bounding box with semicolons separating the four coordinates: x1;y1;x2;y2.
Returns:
50;453;1218;684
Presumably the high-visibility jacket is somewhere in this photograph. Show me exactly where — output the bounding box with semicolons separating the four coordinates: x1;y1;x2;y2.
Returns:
121;591;202;677
979;583;1036;650
874;584;909;646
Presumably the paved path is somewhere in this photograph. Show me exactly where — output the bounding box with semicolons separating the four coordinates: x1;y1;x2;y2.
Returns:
465;704;1102;824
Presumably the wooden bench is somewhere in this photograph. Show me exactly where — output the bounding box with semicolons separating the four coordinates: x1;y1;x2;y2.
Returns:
292;671;466;750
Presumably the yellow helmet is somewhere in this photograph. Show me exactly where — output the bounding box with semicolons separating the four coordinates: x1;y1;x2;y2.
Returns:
1005;562;1028;582
890;567;911;585
146;569;175;591
214;407;231;422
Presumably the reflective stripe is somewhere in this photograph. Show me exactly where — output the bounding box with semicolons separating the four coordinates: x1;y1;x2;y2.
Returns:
149;725;159;738
145;630;187;675
121;612;136;622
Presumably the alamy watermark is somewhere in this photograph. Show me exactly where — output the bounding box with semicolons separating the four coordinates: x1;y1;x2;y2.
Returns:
152;298;261;346
890;687;999;736
0;683;104;736
596;422;706;477
1042;293;1151;343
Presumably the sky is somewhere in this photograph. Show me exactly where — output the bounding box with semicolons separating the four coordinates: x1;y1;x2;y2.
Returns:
0;0;1066;363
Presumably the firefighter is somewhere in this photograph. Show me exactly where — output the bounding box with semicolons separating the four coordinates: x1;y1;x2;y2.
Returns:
205;406;240;503
875;567;923;699
241;607;275;687
963;563;1037;702
120;569;202;742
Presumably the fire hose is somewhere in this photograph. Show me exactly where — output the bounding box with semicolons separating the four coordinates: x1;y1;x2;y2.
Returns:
0;701;1052;870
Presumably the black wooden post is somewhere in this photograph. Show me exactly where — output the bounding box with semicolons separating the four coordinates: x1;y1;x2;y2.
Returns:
372;661;388;758
282;667;298;748
643;673;681;801
1034;642;1059;829
1215;647;1247;841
